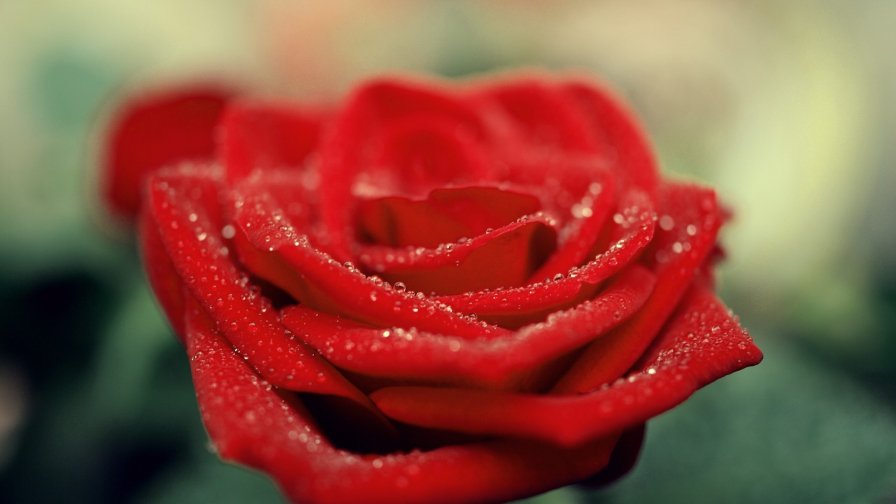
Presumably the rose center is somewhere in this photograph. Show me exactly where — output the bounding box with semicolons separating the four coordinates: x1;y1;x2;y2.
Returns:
352;186;558;295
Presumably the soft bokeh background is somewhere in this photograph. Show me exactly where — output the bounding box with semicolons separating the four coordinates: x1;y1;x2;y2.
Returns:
2;1;895;502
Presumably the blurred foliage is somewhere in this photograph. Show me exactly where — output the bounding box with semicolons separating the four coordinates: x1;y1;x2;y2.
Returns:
1;1;895;503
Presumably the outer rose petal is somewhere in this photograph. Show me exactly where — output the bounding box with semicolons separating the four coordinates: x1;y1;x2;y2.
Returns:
280;266;654;390
186;297;621;504
220;100;329;184
552;183;722;393
103;85;233;219
139;203;187;338
370;285;762;447
144;166;376;413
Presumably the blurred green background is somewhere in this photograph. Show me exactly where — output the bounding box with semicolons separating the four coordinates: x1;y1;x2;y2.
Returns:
1;1;894;503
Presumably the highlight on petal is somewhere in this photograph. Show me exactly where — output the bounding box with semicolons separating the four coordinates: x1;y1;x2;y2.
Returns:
102;84;234;219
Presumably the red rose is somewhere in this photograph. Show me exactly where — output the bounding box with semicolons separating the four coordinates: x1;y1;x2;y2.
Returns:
102;73;762;503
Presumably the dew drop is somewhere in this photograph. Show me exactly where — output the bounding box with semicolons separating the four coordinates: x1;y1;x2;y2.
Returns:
571;203;593;218
659;215;675;231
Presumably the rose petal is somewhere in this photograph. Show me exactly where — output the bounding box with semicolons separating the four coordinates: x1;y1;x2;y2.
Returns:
219;100;328;184
472;76;599;153
281;266;654;390
145;166;372;406
318;78;487;259
187;298;620;504
530;171;616;280
103;85;233;219
488;155;610;220
561;79;659;194
370;285;762;447
580;424;646;488
139;204;187;338
552;183;723;393
232;172;319;238
362;115;493;196
357;213;556;295
434;190;655;327
356;186;542;248
228;183;507;339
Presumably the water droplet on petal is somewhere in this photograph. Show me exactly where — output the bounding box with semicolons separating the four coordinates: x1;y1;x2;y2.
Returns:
659;215;675;231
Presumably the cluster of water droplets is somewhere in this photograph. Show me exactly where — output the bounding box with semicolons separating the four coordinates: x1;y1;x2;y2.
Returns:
653;210;708;264
569;181;603;219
